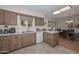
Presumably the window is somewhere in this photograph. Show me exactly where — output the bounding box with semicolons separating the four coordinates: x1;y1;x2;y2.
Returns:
20;15;33;27
48;21;56;31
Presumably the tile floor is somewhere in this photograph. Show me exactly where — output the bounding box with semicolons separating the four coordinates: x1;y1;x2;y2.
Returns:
10;42;78;54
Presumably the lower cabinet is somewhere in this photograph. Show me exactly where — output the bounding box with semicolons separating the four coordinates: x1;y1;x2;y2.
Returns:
0;36;10;53
0;33;36;53
29;33;36;45
43;32;49;43
43;32;59;47
21;34;29;47
10;36;17;51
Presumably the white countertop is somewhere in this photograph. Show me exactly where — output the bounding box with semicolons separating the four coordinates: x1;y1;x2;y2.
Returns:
0;32;36;36
44;31;60;33
0;31;60;36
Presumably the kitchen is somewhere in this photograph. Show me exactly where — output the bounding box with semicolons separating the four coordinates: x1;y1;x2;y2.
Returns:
0;5;79;54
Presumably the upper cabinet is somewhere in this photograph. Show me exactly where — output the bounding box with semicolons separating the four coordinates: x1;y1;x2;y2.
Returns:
0;9;17;25
0;9;5;25
4;10;17;25
35;17;44;26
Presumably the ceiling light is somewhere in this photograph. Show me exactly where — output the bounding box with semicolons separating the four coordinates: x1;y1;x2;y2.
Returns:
70;20;73;22
66;20;69;23
60;6;71;12
53;6;71;15
53;10;61;14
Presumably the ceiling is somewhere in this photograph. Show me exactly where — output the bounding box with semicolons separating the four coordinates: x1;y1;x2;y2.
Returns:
15;5;79;19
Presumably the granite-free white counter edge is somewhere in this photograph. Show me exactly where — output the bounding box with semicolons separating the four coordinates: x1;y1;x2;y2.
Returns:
0;31;60;36
44;31;60;33
0;32;36;36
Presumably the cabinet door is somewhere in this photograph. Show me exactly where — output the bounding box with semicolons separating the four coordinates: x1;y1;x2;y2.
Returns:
0;37;5;51
0;9;5;25
4;36;10;51
4;10;17;25
4;11;11;25
28;33;36;45
10;12;17;25
49;33;59;46
53;33;59;43
43;32;48;43
10;35;19;50
15;36;19;49
17;35;22;49
21;33;36;47
10;36;16;51
35;17;44;26
15;35;22;49
0;36;10;53
21;34;28;47
24;34;29;46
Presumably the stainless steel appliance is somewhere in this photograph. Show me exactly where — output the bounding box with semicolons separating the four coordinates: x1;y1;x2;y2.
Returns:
3;26;9;34
9;27;16;33
0;29;2;34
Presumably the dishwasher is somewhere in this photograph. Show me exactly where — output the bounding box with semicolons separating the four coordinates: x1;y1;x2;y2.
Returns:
36;32;43;44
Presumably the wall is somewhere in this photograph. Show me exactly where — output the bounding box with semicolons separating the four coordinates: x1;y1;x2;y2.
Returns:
0;6;48;32
0;6;57;32
0;5;44;17
56;15;79;30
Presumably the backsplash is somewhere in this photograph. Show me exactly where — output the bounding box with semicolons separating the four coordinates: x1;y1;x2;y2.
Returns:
0;25;16;34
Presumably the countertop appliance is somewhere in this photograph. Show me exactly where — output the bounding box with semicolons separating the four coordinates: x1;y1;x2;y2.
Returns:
3;26;9;34
9;27;16;33
0;29;2;34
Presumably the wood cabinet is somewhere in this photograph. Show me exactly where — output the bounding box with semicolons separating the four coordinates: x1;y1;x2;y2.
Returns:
0;33;36;53
21;33;36;47
0;9;17;25
17;35;22;49
28;33;36;45
0;36;10;53
10;36;16;51
0;9;5;25
43;32;48;43
43;32;59;47
35;17;44;26
10;35;22;51
4;10;17;25
21;34;28;47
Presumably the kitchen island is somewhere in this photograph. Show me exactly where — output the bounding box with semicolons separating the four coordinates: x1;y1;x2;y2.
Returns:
43;31;59;47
